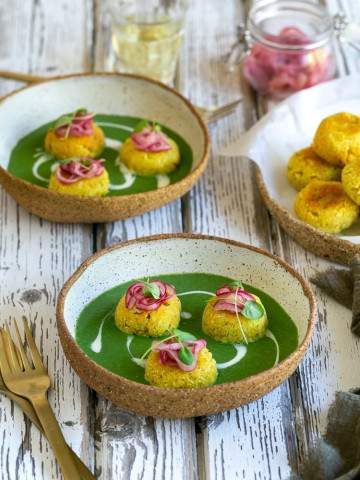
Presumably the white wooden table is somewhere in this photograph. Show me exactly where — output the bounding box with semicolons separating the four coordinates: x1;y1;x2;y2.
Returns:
0;1;359;479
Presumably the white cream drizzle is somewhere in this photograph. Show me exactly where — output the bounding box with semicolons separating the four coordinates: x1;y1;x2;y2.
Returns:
96;121;134;132
156;174;170;188
126;335;146;368
266;329;280;366
177;290;215;297
106;138;123;151
90;309;114;353
32;152;54;182
216;344;247;369
109;161;136;191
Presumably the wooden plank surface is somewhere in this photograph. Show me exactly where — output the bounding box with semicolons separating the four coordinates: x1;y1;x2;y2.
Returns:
91;2;196;480
0;0;359;479
184;1;360;479
0;1;94;479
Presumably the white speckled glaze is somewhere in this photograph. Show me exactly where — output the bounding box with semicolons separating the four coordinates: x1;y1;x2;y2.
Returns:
0;74;209;223
57;234;316;417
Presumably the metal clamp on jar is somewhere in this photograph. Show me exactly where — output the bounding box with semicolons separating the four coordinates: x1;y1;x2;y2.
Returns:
225;0;360;99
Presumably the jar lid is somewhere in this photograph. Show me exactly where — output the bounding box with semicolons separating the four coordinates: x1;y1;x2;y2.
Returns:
248;0;333;51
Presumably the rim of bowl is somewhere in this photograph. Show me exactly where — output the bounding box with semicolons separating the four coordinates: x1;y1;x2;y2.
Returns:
0;71;210;203
56;233;317;397
254;166;360;264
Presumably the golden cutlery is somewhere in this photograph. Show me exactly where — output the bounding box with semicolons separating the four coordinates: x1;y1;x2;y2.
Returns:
0;330;96;479
195;98;243;124
0;69;242;124
0;318;81;480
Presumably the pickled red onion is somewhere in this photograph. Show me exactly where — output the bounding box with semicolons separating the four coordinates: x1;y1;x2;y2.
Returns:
131;127;172;152
243;26;334;99
152;339;206;372
213;284;254;314
125;280;175;312
55;158;105;185
55;111;94;138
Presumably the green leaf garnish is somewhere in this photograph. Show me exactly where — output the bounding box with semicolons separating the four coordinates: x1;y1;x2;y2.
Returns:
152;121;162;131
59;158;74;165
229;280;244;289
134;120;149;132
81;159;92;167
54;114;74;129
178;347;194;365
242;300;264;320
172;328;197;342
142;281;160;299
76;108;88;116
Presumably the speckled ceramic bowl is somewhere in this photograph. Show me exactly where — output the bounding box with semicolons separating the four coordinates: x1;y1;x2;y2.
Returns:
232;76;360;264
57;234;316;418
0;73;209;223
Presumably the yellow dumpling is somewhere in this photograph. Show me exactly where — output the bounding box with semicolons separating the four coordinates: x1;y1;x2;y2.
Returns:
202;295;268;344
144;347;217;388
312;112;360;167
294;180;359;233
342;159;360;206
287;146;341;191
48;169;109;196
115;295;181;337
45;124;105;159
120;137;180;176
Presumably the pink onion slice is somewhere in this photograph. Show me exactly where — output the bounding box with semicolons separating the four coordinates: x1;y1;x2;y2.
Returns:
124;280;176;312
152;339;206;372
55;110;95;138
212;283;255;315
55;157;105;185
131;126;172;152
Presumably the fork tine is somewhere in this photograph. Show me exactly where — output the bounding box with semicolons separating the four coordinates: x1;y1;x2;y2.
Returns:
22;317;44;370
13;320;31;370
4;323;22;373
0;329;12;377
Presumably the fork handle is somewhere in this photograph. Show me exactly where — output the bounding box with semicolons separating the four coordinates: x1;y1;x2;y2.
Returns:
30;394;81;480
7;392;95;479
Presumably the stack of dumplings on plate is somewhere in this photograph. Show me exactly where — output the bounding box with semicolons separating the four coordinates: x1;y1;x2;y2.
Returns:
287;112;360;233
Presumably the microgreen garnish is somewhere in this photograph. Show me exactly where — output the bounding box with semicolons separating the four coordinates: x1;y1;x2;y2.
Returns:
54;113;75;130
234;286;248;345
229;280;244;289
178;347;194;365
59;158;75;165
172;328;197;342
152;121;161;131
242;300;264;320
141;280;161;299
134;120;149;132
139;334;177;360
139;328;197;361
76;108;88;116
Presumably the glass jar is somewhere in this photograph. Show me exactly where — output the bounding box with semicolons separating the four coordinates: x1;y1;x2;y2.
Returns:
242;0;337;100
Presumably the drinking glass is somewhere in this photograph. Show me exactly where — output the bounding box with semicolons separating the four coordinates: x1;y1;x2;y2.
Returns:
111;0;188;84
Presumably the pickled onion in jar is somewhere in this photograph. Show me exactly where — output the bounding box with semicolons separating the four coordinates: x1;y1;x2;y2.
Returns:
242;26;335;100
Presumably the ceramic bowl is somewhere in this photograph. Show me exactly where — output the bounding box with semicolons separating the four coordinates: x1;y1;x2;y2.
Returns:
0;73;209;223
234;76;360;264
57;234;316;418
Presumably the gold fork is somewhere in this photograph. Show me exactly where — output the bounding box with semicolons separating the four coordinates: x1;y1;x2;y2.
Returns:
0;330;95;480
0;69;242;124
0;318;81;480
